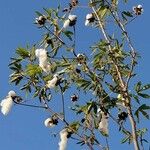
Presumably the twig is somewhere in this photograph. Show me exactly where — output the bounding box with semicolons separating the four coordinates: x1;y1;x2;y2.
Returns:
59;85;66;120
44;25;65;45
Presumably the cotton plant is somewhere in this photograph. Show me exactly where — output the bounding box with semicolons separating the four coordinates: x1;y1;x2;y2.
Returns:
4;1;150;150
35;48;51;73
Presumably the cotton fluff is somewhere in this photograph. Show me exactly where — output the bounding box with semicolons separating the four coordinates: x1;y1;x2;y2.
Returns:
0;91;16;115
98;109;109;136
58;129;68;150
44;118;55;128
85;13;95;26
47;74;59;88
63;15;77;29
35;49;51;73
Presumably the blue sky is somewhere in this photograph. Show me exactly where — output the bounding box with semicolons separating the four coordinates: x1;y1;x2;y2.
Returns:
0;0;150;150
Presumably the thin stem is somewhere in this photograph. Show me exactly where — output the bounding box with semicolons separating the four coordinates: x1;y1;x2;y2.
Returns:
106;138;110;150
44;25;65;45
59;85;66;120
72;26;77;57
13;100;47;109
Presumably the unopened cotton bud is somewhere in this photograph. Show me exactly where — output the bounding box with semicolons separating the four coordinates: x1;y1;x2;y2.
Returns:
0;91;16;115
47;74;59;88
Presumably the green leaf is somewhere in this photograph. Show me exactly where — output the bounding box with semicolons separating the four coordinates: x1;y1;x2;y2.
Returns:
138;93;150;99
122;11;133;17
135;104;150;122
97;6;109;19
121;135;130;144
16;47;29;58
63;31;73;41
26;64;42;76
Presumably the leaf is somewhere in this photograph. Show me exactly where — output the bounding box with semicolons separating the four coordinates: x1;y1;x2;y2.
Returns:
140;84;150;91
135;104;150;122
16;47;29;58
97;6;109;19
35;11;43;16
122;11;133;17
26;64;42;76
138;93;150;99
63;31;73;41
121;135;130;144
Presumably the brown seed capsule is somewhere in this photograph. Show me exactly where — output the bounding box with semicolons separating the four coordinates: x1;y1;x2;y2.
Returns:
71;94;78;102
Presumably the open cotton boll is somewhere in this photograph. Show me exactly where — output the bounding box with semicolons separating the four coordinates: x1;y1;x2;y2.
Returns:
98;110;109;136
0;97;13;115
68;14;77;22
35;49;48;62
0;91;16;115
59;129;68;150
63;14;77;29
63;19;70;29
35;49;51;73
85;13;95;26
47;74;59;88
44;118;56;128
8;90;16;97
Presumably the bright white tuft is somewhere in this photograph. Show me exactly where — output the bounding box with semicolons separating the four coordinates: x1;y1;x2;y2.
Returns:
8;90;16;97
35;49;51;73
68;15;77;21
137;5;142;8
0;97;13;115
44;118;55;128
58;129;68;150
98;110;109;136
47;74;58;88
86;13;93;20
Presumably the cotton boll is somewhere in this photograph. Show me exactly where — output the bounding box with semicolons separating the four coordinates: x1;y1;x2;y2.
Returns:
39;63;51;73
63;15;77;29
59;129;68;150
85;13;95;26
8;90;16;97
63;19;70;29
47;74;59;88
0;96;13;115
35;49;51;73
98;111;109;136
35;15;46;25
68;14;77;22
86;13;93;20
85;20;90;26
44;118;56;128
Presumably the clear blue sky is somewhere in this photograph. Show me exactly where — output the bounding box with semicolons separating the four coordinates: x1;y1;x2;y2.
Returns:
0;0;149;150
